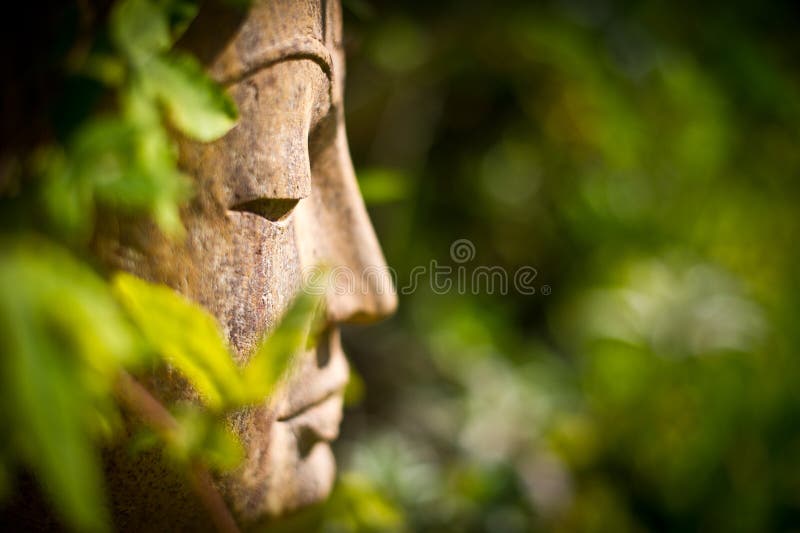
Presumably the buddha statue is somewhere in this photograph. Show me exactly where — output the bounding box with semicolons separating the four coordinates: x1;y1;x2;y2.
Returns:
97;0;397;528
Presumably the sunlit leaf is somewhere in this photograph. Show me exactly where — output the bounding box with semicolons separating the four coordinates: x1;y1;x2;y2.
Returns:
109;84;192;237
240;287;325;405
198;420;244;471
2;323;108;532
112;272;244;409
111;0;171;63
145;54;238;141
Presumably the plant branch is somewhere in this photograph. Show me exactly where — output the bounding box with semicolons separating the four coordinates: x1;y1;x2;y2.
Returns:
114;371;241;533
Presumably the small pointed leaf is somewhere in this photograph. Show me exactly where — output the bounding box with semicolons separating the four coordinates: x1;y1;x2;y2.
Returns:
240;288;325;404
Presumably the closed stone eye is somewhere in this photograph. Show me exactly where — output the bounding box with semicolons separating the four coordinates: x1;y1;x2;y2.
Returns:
230;198;300;222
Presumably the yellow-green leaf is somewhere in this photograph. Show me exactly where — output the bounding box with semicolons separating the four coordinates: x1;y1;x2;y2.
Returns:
240;289;325;404
111;272;244;409
111;0;171;63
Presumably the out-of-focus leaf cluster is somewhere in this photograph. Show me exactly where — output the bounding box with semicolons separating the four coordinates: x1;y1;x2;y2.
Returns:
0;237;145;532
40;0;237;244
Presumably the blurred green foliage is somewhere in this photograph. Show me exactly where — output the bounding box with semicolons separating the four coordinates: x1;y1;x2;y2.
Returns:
327;0;800;531
0;237;145;531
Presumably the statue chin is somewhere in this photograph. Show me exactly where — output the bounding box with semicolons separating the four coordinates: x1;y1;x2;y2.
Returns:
263;422;338;514
225;328;349;521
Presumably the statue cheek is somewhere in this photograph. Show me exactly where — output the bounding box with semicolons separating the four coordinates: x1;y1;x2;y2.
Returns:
191;211;301;361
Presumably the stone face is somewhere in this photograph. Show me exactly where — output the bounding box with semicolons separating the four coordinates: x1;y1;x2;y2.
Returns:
97;0;397;527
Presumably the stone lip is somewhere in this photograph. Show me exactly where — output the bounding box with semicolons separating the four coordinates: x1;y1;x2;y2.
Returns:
274;327;350;424
282;392;346;444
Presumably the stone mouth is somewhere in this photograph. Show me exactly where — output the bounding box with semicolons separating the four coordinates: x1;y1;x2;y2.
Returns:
274;327;351;421
276;387;344;423
280;391;345;453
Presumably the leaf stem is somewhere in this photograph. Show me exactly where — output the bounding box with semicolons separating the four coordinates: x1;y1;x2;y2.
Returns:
114;371;241;533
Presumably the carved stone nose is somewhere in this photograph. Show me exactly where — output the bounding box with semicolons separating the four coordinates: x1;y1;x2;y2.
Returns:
296;113;398;325
317;224;398;325
329;271;398;324
176;60;330;212
220;62;329;206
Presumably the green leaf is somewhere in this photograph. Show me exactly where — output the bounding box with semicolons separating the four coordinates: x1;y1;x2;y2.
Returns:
145;54;238;141
3;323;108;533
40;108;192;241
38;147;94;242
168;407;244;471
344;365;366;407
82;54;127;86
163;0;200;41
324;473;405;532
111;0;171;63
357;167;410;204
0;236;146;532
0;237;145;387
240;288;325;404
111;272;245;409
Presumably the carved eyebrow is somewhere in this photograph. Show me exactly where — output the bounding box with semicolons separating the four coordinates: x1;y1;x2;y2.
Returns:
219;36;333;88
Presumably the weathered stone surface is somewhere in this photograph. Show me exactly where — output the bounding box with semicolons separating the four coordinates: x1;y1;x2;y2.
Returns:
97;0;397;528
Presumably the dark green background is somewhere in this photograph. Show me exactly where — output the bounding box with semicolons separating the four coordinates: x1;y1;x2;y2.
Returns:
329;0;800;531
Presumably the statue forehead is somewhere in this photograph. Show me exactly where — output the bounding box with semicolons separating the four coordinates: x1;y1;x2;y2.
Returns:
180;0;341;87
